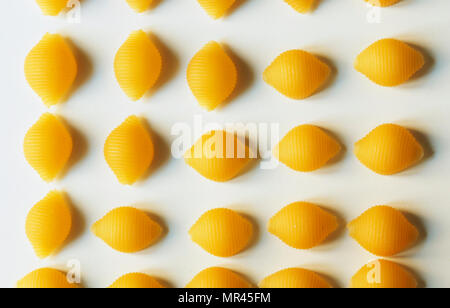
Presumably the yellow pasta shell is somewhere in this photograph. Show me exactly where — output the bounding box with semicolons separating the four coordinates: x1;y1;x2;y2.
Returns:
184;130;253;182
104;116;154;185
355;124;424;175
109;273;165;288
269;202;338;249
92;207;162;253
35;0;68;16
26;191;72;259
187;42;237;111
24;113;73;182
189;208;253;257
126;0;153;12
264;50;331;99
284;0;315;13
355;39;425;87
25;33;77;106
273;124;341;172
259;268;331;288
114;30;162;101
365;0;401;7
186;267;252;288
348;206;419;257
351;259;417;288
17;268;79;288
197;0;236;19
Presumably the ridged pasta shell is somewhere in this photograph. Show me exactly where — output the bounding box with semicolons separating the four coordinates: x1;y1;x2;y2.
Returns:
109;273;165;288
269;202;338;249
104;116;154;185
351;259;417;288
354;124;424;175
189;208;253;257
35;0;68;16
184;130;253;182
25;33;77;106
92;207;162;253
17;268;79;288
187;42;237;111
263;50;331;99
114;30;162;101
126;0;153;12
259;268;331;288
284;0;315;13
26;191;72;259
365;0;401;7
348;206;419;257
186;267;252;288
273;125;341;172
355;39;425;87
197;0;236;19
24;113;73;182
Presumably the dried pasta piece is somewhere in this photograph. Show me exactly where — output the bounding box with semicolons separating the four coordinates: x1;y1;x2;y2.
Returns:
184;130;253;182
354;124;424;175
17;268;79;288
351;259;417;288
189;208;253;257
187;42;237;110
25;33;77;106
186;267;252;288
114;30;162;101
365;0;401;7
104;116;154;185
284;0;315;13
269;202;338;249
259;268;331;288
92;207;162;253
348;206;419;257
355;39;425;86
197;0;236;19
24;113;73;182
264;50;331;99
109;273;165;288
273;124;341;172
35;0;68;16
126;0;153;12
26;191;72;259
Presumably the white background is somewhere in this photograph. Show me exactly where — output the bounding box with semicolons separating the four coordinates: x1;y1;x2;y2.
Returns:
0;0;449;288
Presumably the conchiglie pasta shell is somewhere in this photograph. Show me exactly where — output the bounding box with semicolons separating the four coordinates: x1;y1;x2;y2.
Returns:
17;268;79;288
354;124;424;175
104;116;154;185
184;130;253;182
35;0;68;16
351;259;417;288
264;50;331;99
269;202;338;249
355;39;425;86
109;273;165;288
273;125;341;172
26;191;72;259
189;208;253;257
187;42;237;110
126;0;153;12
24;113;73;182
186;267;252;288
259;268;331;288
114;30;162;101
365;0;401;7
25;33;77;106
284;0;315;13
348;206;419;257
197;0;236;19
92;207;162;253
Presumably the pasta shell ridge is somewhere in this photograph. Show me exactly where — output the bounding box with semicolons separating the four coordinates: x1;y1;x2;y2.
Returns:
109;273;165;288
17;268;79;288
35;0;68;16
186;267;253;288
197;0;236;19
259;268;331;288
284;0;315;13
126;0;154;12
